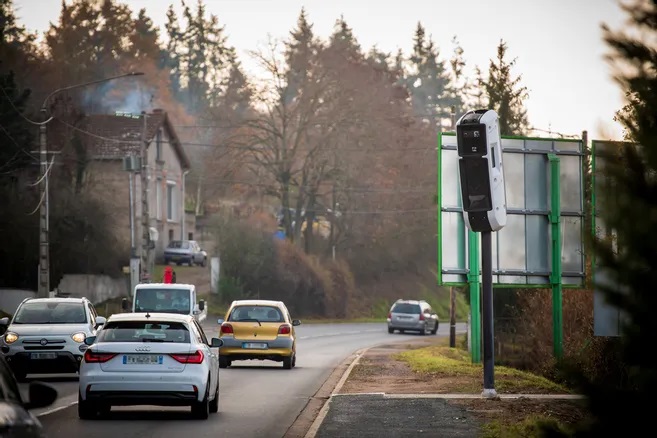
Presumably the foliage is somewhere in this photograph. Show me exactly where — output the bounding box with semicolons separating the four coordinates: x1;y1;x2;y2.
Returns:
478;40;530;135
212;212;357;317
538;1;657;435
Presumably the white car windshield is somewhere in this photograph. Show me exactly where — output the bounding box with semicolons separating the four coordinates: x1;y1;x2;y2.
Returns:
135;289;191;314
13;302;87;324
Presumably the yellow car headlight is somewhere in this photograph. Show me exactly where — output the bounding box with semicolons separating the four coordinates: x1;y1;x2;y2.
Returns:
5;332;18;344
71;332;86;343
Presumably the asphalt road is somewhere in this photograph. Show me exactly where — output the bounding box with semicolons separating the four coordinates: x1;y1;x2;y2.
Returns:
21;321;466;438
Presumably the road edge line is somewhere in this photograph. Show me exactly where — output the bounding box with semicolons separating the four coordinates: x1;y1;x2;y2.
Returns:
302;347;370;438
37;400;78;417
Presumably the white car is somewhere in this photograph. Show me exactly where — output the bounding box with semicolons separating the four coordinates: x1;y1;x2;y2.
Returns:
78;313;222;420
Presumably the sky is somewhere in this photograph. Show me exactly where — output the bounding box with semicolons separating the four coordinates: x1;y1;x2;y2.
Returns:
14;0;628;140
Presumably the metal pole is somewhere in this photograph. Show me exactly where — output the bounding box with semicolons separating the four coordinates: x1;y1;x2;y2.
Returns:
449;286;456;347
481;230;496;398
38;117;50;298
129;170;135;255
140;113;150;282
182;170;189;240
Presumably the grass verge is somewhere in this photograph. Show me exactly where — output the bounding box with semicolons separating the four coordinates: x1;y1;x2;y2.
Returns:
482;416;573;438
394;345;569;394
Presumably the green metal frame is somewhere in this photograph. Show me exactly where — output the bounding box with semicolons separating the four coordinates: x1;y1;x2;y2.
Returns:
437;132;588;362
548;154;563;358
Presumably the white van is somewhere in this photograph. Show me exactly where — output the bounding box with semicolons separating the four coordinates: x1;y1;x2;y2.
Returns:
121;283;207;322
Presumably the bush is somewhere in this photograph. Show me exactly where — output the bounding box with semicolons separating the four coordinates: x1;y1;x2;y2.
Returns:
212;214;357;318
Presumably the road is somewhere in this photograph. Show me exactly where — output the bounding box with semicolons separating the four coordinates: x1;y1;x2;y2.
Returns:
22;321;466;438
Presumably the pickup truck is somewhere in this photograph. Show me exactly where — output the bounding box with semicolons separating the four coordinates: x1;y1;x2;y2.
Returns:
121;283;207;322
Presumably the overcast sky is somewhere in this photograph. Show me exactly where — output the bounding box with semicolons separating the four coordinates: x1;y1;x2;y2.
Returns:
14;0;628;140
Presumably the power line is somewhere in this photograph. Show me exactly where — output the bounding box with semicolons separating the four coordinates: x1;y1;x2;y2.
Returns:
0;86;53;126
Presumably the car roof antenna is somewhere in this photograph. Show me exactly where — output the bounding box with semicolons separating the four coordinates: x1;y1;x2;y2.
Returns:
145;312;151;319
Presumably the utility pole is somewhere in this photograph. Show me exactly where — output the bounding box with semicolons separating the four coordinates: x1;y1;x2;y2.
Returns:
37;118;50;298
140;112;150;282
33;72;145;297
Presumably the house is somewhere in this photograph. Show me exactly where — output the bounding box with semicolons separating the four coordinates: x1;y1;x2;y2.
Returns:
75;109;194;262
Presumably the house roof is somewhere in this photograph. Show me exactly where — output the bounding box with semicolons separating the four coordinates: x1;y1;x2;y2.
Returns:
83;110;191;170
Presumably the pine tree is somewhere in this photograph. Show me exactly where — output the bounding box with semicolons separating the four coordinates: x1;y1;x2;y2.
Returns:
406;22;452;128
328;15;361;62
479;40;529;136
284;7;317;104
543;1;657;436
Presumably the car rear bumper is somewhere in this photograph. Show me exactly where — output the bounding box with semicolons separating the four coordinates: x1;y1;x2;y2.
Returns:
387;319;425;331
80;369;208;402
85;389;199;406
219;336;294;359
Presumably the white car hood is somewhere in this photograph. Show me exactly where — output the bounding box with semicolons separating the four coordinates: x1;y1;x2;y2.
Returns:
8;323;89;336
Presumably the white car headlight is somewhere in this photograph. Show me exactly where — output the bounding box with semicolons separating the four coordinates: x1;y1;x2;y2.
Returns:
71;332;86;343
4;332;18;344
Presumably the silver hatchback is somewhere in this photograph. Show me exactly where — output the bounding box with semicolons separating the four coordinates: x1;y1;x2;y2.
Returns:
387;300;439;335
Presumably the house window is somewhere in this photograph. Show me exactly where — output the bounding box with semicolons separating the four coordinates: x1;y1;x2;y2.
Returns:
156;129;162;161
167;181;176;221
156;178;162;220
169;229;174;242
188;232;193;240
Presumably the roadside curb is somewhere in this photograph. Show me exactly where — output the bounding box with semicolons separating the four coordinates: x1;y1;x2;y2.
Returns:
332;393;585;400
302;347;369;438
282;346;370;438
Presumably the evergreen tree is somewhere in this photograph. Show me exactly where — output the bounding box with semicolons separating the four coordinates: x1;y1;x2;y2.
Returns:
214;49;252;118
284;7;318;104
328;15;362;62
164;0;229;113
130;8;161;62
543;0;657;436
366;46;391;73
406;22;452;128
479;40;529;136
446;36;471;119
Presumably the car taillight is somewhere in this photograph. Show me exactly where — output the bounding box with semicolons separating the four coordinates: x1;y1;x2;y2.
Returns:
419;313;425;321
84;350;117;363
387;312;391;319
278;324;291;335
221;323;234;334
170;350;204;364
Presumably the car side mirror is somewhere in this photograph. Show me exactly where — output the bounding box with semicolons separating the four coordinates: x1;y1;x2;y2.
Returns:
84;336;97;346
199;300;205;311
217;318;224;325
210;338;223;348
24;382;58;410
121;298;129;311
95;316;106;329
0;317;9;326
292;319;301;326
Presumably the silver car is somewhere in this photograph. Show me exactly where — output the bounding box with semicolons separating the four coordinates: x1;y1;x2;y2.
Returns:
163;240;207;267
387;299;439;335
78;313;222;420
0;297;106;381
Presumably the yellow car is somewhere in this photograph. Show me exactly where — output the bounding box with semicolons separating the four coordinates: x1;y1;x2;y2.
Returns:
217;300;300;369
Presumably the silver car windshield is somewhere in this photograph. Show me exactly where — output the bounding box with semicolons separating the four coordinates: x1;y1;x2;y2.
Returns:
13;302;87;324
135;289;191;314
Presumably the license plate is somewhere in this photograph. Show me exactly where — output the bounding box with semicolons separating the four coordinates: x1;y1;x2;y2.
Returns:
31;352;57;360
242;342;267;350
123;354;163;365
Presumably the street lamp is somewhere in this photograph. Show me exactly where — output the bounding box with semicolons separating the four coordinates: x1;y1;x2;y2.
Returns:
37;72;145;297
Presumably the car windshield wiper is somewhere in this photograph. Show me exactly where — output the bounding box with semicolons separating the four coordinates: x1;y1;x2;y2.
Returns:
235;318;261;326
